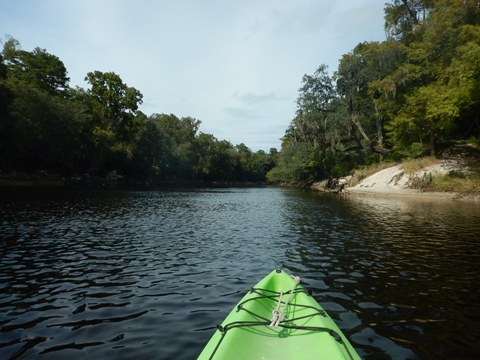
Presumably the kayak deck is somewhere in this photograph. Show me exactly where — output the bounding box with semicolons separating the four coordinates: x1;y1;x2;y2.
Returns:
198;269;360;359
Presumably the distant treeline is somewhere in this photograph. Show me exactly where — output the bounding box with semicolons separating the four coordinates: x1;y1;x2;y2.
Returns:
2;0;479;187
0;40;276;185
267;0;480;184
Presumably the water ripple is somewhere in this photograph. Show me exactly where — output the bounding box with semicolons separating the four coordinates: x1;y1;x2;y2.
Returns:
0;188;479;359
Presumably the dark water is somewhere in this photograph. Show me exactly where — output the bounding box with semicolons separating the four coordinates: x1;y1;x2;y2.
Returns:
0;188;479;359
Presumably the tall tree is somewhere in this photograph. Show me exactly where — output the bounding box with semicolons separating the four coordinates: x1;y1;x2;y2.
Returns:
336;42;396;155
294;64;335;148
387;0;480;155
384;0;434;41
2;37;69;95
84;71;143;171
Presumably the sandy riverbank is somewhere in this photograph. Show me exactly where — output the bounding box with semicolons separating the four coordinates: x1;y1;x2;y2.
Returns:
345;161;480;202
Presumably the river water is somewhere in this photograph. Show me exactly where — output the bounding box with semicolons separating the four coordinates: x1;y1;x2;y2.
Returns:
0;187;479;359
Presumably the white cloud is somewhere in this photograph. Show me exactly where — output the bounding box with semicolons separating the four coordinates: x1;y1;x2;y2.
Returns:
223;107;257;119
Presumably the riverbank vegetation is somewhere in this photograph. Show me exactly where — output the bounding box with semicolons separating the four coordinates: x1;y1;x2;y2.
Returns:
268;0;480;188
0;40;275;186
1;1;479;189
430;172;480;193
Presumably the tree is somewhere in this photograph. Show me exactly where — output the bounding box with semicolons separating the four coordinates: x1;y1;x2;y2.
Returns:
0;39;84;172
84;71;143;172
294;65;335;148
448;25;480;137
130;117;172;181
2;38;69;95
269;64;362;182
271;142;316;183
150;113;201;179
297;64;335;115
0;36;278;185
0;53;14;133
232;143;274;182
384;0;434;41
387;0;480;155
336;42;399;156
1;81;88;172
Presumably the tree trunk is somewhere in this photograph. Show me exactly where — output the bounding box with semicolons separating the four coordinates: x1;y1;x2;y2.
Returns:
351;115;371;144
371;145;391;155
429;126;436;157
351;115;391;155
376;115;384;147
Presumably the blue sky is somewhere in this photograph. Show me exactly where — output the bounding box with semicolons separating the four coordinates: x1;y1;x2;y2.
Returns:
1;0;388;151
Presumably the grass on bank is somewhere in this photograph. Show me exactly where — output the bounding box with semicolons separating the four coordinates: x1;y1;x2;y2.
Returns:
430;173;480;193
401;157;438;174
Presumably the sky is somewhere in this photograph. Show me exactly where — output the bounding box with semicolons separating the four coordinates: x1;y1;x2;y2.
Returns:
1;0;388;151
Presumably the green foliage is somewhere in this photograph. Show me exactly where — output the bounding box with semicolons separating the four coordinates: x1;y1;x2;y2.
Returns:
447;169;466;179
468;136;480;147
2;38;69;95
82;70;145;172
268;142;325;184
0;80;87;172
4;0;480;187
431;173;480;193
272;0;480;184
266;166;293;184
384;0;434;42
398;142;426;159
131;119;170;179
0;38;275;185
297;64;335;115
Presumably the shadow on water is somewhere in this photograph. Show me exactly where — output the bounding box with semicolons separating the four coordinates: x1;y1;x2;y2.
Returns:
281;191;480;359
0;187;479;359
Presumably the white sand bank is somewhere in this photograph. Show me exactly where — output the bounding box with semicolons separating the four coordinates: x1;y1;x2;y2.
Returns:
346;161;479;202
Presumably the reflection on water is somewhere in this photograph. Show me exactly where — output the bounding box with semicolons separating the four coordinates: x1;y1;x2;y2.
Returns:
283;192;480;359
0;188;479;359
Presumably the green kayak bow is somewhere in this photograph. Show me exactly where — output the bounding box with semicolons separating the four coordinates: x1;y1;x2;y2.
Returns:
198;269;361;359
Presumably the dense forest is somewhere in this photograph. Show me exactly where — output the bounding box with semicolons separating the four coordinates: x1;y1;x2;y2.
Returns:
1;0;479;187
0;40;276;186
268;0;480;184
